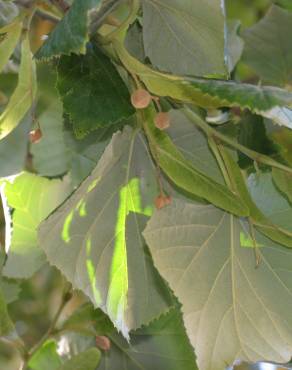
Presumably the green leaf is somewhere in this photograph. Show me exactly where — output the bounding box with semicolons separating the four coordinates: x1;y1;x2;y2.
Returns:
242;5;292;86
35;0;101;60
2;172;72;278
260;106;292;130
98;308;198;370
272;168;292;203
0;288;13;336
226;20;244;73
0;249;20;304
237;113;276;169
0;279;20;304
125;22;145;63
142;0;227;77
28;340;62;370
57;44;135;138
0;113;31;177
0;34;37;140
0;0;19;27
142;107;249;216
57;348;100;370
218;146;292;247
143;197;292;370
0;18;22;73
248;172;292;231
275;0;292;11
61;304;113;335
270;127;292;166
115;40;292;112
64;124;111;186
166;110;224;184
38;127;172;338
31;101;72;177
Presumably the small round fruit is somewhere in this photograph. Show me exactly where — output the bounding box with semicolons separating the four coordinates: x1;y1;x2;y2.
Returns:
95;336;111;351
131;89;152;109
155;195;172;209
29;128;42;143
154;112;170;130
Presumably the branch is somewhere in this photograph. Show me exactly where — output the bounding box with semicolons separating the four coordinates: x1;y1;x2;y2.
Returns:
183;106;292;175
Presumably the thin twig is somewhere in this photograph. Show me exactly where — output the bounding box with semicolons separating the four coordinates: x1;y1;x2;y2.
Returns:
183;107;292;174
35;8;59;23
89;0;125;35
49;0;70;13
21;288;72;369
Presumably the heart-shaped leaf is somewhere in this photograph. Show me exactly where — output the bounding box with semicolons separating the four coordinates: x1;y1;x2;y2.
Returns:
38;127;172;338
144;195;292;370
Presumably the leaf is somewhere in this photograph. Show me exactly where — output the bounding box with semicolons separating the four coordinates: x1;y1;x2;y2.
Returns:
0;18;22;73
0;0;19;27
0;287;13;336
57;348;100;370
115;40;292;112
142;107;249;217
63;124;111;186
218;146;292;248
260;106;292;130
61;303;113;335
125;22;145;63
275;0;292;11
272;168;292;203
38;127;172;338
237;112;276;169
226;20;244;73
142;0;227;77
0;279;20;304
28;340;62;370
0;34;37;140
35;0;101;60
2;172;72;278
0;113;31;178
242;5;292;86
57;44;135;138
270;127;292;166
248;172;292;231
166;110;224;184
143;197;292;370
31;101;72;177
98;308;198;370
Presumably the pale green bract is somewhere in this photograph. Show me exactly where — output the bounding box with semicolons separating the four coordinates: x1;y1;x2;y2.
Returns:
115;40;292;114
0;34;37;140
0;19;22;73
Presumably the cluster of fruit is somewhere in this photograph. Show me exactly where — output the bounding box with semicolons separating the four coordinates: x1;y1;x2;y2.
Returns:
131;88;170;130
